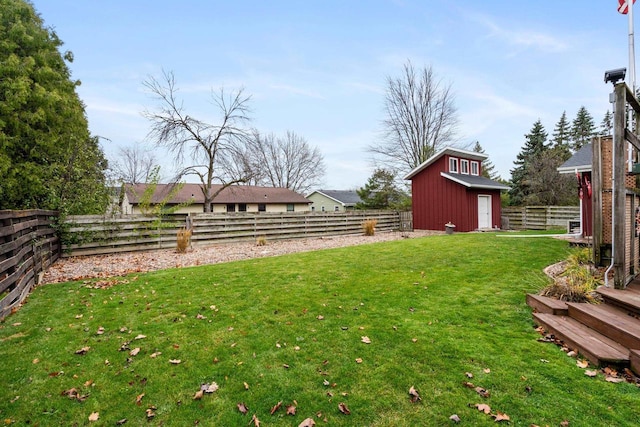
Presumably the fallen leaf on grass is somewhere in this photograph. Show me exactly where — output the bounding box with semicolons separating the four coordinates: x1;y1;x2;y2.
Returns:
560;420;570;426
355;358;363;364
32;358;39;364
249;414;261;426
361;336;371;344
408;386;421;403
75;346;90;355
201;382;219;393
576;359;589;369
298;418;316;427
493;412;510;422
196;313;206;319
146;408;156;419
449;414;461;423
150;352;161;358
244;382;250;390
474;403;491;414
237;402;249;414
338;402;351;415
135;393;145;405
585;370;598;377
270;401;282;415
61;388;88;402
96;327;105;335
286;403;297;415
169;359;181;364
483;368;491;374
462;381;475;388
193;390;204;400
130;348;140;356
464;372;473;378
88;412;99;422
475;386;490;398
134;334;146;340
316;315;324;320
606;376;625;383
116;419;127;425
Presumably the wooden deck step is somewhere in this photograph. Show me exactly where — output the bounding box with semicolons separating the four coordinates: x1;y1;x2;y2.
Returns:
567;303;640;350
631;350;640;375
532;312;629;366
596;285;640;316
526;294;569;315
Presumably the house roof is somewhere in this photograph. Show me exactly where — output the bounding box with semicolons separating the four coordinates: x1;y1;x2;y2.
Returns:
404;146;487;180
308;190;362;206
557;143;592;174
440;173;510;190
125;183;311;205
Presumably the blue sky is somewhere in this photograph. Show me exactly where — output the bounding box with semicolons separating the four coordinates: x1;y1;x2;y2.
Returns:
31;0;632;190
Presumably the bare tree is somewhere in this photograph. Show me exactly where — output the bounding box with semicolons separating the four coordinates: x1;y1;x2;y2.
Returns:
143;71;253;212
237;130;326;194
369;61;458;175
110;145;158;184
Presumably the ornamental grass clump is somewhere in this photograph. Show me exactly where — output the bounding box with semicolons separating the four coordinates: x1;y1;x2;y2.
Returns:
256;235;267;246
176;228;192;253
362;219;377;236
541;248;602;303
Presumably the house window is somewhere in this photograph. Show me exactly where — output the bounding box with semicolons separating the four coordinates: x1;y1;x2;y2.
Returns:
334;205;340;212
238;203;247;212
460;159;469;175
471;161;479;176
226;203;235;212
287;204;294;212
449;157;458;173
311;206;315;212
258;203;266;212
321;206;325;212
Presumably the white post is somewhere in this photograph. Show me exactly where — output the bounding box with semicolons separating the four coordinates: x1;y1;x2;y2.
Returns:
631;0;636;92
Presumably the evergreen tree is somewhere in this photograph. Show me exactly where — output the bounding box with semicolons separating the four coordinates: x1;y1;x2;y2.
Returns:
472;141;499;180
356;169;410;210
551;111;572;161
570;106;596;150
600;110;613;136
509;119;548;206
0;0;109;213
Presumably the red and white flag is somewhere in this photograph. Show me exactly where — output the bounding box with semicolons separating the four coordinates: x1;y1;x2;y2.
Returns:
619;0;636;15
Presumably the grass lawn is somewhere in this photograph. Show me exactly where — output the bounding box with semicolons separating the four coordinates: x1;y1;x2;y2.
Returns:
1;233;639;426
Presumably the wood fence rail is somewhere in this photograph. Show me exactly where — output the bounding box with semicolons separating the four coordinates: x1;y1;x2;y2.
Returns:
502;206;580;230
63;211;406;257
0;210;59;319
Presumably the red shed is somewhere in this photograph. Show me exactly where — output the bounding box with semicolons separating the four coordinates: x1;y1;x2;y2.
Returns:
405;147;509;232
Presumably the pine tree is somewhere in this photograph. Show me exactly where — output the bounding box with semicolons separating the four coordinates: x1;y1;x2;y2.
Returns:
570;106;596;150
551;111;572;161
600;110;613;136
0;0;110;213
509;120;548;206
356;169;410;210
472;141;499;180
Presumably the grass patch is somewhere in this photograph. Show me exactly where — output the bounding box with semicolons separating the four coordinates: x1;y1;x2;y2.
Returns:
1;233;639;426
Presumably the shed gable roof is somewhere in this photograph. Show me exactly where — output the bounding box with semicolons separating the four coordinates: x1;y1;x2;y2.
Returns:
404;146;487;180
125;183;310;205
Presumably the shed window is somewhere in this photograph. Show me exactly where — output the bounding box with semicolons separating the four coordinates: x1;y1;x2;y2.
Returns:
287;204;294;212
238;203;247;212
258;203;266;212
471;161;479;176
449;157;459;173
460;159;469;174
226;203;235;212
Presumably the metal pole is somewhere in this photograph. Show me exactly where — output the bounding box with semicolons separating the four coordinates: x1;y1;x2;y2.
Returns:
631;0;636;92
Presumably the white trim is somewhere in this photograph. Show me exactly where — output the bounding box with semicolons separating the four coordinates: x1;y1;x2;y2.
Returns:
404;146;488;179
449;157;459;173
471;161;479;176
478;195;492;229
460;159;469;175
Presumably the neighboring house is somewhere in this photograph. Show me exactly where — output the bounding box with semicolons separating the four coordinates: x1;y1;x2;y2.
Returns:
121;183;311;214
306;190;362;212
404;147;509;232
557;143;593;237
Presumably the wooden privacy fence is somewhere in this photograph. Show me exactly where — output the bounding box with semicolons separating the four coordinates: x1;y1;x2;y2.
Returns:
0;210;59;319
501;206;580;230
63;211;406;257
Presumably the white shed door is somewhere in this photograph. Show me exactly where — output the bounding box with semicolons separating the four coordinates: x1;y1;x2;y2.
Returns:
478;195;492;229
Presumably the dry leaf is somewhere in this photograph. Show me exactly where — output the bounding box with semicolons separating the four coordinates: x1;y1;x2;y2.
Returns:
493;412;510;422
193;390;204;400
237;402;249;414
560;421;570;427
361;336;371;344
449;414;461;423
298;418;316;427
196;313;206;319
134;334;146;340
576;359;589;369
249;414;261;426
606;376;625;383
169;359;181;364
88;412;99;422
150;352;161;358
96;327;105;335
135;393;145;405
84;380;94;387
286;404;297;415
244;382;250;390
130;348;141;356
116;419;127;425
475;386;490;398
585;370;598;377
201;382;219;393
338;402;351;415
146;408;155;419
355;358;363;364
316;315;324;320
32;358;39;364
409;386;421;403
475;403;491;414
270;401;282;415
75;346;90;355
465;372;474;378
462;381;475;388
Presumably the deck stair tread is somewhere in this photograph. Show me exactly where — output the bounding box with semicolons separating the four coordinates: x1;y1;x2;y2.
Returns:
532;312;629;366
566;302;640;350
596;285;640;316
526;294;569;315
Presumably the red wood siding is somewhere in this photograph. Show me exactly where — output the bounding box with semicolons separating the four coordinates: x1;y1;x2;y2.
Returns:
410;155;502;232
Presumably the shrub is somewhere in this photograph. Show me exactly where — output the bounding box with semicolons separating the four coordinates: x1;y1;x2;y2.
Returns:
256;235;267;246
176;228;192;253
362;219;377;236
